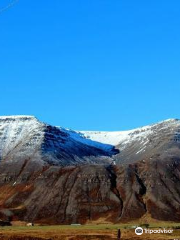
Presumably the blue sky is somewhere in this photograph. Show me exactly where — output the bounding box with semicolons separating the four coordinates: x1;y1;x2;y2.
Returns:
0;0;180;130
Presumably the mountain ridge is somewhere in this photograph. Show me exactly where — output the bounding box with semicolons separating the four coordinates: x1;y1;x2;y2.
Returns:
0;115;180;224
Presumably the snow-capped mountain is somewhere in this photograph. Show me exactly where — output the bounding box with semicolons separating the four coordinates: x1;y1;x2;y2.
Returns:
0;116;180;166
0;116;116;166
0;116;180;224
0;116;44;162
80;119;179;146
80;119;180;164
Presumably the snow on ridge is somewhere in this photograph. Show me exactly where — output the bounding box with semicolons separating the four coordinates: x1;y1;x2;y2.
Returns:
0;115;44;159
54;126;153;151
56;119;180;152
0;115;37;120
0;116;179;154
80;130;132;146
163;118;178;122
78;119;180;147
57;127;114;151
79;124;153;146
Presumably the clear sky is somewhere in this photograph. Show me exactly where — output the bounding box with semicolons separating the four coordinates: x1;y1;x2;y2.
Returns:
0;0;180;130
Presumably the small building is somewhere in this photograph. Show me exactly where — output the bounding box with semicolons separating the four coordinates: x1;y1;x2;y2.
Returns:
26;223;34;227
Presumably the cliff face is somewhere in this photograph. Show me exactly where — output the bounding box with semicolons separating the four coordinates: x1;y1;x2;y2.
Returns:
0;116;180;223
1;158;180;223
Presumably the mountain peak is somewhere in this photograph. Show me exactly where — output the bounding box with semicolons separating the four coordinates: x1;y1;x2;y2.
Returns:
163;118;179;123
0;115;38;121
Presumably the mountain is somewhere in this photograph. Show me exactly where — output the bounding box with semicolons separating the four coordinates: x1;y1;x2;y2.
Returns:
0;116;180;224
0;116;117;166
81;118;180;165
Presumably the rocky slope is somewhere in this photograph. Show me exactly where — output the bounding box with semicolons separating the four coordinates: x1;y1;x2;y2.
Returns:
0;116;180;224
0;116;117;166
81;118;180;165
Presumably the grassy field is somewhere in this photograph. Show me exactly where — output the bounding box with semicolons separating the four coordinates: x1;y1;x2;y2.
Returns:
0;223;180;240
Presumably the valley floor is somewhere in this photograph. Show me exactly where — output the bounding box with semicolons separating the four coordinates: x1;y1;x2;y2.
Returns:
0;223;180;240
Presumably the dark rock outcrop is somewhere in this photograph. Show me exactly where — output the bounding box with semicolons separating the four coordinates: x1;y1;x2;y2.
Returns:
0;157;180;223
